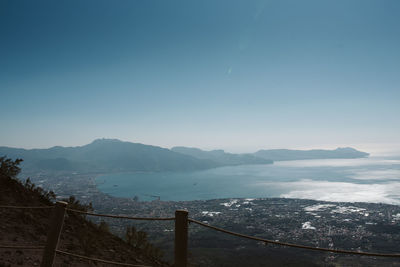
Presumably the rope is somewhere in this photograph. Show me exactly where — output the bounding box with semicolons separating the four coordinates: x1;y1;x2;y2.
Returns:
0;245;45;249
188;219;400;258
0;205;53;209
66;208;175;221
3;205;399;258
55;249;152;267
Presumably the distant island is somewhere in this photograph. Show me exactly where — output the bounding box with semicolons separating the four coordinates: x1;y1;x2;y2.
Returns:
0;139;368;173
254;147;369;161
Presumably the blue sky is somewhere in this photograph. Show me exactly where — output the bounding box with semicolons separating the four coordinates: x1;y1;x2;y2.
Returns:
1;0;399;152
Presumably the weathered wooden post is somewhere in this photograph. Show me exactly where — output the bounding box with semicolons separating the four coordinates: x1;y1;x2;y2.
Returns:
41;201;68;267
175;210;188;267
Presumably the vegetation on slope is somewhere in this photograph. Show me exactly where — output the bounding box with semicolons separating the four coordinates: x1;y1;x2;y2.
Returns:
0;156;169;266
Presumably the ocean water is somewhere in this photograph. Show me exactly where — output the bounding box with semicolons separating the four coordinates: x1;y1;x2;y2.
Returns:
96;157;400;204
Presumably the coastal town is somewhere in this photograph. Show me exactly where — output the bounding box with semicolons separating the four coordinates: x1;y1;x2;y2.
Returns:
23;170;400;266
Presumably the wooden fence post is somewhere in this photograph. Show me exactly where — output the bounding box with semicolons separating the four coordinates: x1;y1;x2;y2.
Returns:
175;210;188;267
41;201;67;267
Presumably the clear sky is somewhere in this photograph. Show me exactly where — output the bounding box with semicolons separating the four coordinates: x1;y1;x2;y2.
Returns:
1;0;399;153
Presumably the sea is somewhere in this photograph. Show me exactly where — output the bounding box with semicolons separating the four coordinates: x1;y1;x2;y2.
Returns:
96;156;400;204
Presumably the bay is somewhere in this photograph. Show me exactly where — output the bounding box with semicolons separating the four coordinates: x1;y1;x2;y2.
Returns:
96;157;400;204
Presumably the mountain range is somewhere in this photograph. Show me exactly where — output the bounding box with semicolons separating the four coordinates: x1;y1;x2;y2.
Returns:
171;146;273;166
0;139;369;173
254;147;369;161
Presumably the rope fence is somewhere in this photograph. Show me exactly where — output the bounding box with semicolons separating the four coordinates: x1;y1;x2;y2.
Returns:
189;218;400;258
1;203;400;267
66;208;175;221
0;203;175;267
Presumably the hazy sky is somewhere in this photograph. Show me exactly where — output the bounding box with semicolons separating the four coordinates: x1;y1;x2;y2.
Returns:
1;0;399;152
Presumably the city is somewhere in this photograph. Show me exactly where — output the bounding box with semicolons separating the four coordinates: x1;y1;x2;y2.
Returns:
25;170;400;266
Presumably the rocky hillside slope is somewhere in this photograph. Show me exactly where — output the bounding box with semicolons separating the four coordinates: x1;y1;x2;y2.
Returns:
0;157;169;267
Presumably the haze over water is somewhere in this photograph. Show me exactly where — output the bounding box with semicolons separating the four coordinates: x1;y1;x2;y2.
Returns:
97;154;400;205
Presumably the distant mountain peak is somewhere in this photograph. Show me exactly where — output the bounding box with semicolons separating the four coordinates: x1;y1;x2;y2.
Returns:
90;138;123;144
0;139;218;172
